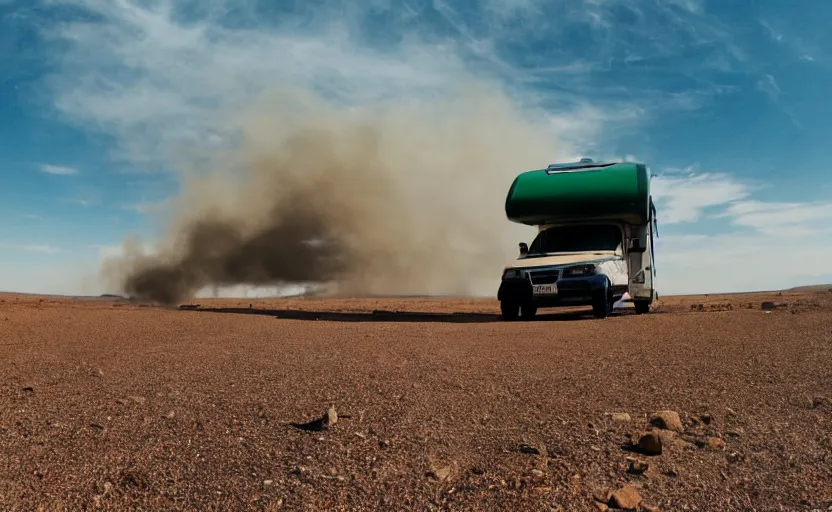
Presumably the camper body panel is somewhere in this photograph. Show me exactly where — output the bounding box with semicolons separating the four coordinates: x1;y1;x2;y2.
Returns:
498;159;658;320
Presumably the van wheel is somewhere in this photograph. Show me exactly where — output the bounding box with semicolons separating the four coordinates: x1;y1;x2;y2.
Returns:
634;301;650;314
520;305;537;319
592;281;613;319
500;301;520;321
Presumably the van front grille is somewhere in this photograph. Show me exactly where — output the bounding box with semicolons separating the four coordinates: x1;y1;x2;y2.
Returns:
528;269;560;285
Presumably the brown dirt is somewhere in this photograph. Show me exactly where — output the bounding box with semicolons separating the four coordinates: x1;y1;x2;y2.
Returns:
1;290;831;511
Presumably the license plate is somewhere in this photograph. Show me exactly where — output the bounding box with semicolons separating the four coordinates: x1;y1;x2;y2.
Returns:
533;284;558;296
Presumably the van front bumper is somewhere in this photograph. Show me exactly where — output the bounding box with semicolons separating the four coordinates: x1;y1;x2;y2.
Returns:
498;274;612;307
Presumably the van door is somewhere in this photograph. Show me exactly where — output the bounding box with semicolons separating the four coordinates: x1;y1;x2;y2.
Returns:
627;202;656;302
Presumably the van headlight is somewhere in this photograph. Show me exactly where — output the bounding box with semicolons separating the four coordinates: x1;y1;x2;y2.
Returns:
503;269;523;280
563;264;597;277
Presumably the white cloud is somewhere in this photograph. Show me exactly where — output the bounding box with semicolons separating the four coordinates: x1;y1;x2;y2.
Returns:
655;233;832;295
62;198;92;207
720;200;832;236
40;0;486;164
757;74;781;100
650;172;832;294
651;171;750;224
0;243;62;254
119;198;172;215
37;0;745;166
40;164;78;175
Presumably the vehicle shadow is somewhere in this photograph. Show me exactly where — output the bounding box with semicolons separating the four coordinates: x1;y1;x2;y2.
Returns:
185;307;595;324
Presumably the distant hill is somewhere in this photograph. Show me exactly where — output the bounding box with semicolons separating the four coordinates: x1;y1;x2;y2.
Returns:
787;284;832;293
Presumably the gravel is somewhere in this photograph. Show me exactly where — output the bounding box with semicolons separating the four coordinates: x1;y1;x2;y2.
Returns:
1;291;831;510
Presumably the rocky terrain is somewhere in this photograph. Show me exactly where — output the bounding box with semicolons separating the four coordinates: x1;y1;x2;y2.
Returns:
1;290;831;511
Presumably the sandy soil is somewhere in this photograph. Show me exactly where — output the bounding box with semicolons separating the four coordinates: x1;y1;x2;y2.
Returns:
1;290;831;511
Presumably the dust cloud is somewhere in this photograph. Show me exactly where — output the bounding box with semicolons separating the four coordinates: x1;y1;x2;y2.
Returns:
101;83;566;304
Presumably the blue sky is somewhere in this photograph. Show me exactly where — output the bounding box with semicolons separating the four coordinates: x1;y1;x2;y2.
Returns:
1;0;831;296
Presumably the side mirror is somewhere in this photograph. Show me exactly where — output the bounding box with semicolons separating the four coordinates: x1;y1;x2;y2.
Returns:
629;239;646;253
519;242;529;256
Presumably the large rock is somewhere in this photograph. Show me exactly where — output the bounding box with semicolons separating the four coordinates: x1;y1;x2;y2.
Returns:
649;411;683;432
638;431;663;455
609;485;642;510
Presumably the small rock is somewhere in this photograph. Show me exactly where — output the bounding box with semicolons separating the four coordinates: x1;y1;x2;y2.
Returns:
22;386;35;393
761;301;775;311
699;413;712;425
291;405;339;432
649;411;683;432
674;436;698;450
607;412;631;422
627;458;649;475
519;444;541;455
428;465;452;482
129;396;146;405
263;479;274;486
706;437;726;450
609;484;642;510
641;504;660;512
325;405;338;427
725;428;744;437
593;503;609;512
165;411;176;419
292;465;309;475
531;469;545;479
638;431;662;455
593;490;611;503
726;451;743;463
657;430;677;444
726;407;737;417
812;397;829;409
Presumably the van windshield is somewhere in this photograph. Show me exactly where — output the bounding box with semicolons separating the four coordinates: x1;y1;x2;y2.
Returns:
526;224;622;257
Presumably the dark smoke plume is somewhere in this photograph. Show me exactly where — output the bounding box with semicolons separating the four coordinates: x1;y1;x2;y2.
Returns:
101;85;563;304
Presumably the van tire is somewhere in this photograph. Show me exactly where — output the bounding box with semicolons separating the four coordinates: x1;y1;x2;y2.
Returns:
634;301;650;314
500;301;520;321
592;280;613;319
521;305;537;319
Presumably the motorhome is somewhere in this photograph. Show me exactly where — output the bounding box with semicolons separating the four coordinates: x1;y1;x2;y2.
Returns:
497;158;658;320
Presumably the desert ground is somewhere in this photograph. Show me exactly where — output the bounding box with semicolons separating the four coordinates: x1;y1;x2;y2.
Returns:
1;289;831;511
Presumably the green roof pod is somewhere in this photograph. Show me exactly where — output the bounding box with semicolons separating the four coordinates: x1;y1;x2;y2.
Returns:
504;160;651;226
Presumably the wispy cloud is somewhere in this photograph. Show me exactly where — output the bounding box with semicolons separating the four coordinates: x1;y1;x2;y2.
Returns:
35;0;749;166
119;198;171;215
651;171;750;224
651;168;832;293
40;163;78;176
758;20;783;42
656;231;832;294
0;243;62;254
757;74;781;101
62;198;92;207
720;200;832;237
